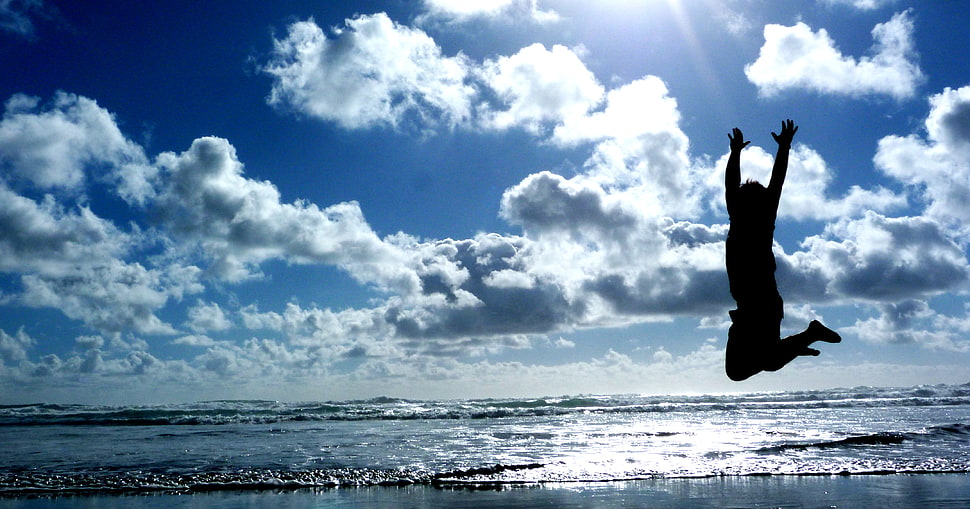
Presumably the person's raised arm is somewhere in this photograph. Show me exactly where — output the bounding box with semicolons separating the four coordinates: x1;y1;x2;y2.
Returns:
725;128;749;205
767;119;798;202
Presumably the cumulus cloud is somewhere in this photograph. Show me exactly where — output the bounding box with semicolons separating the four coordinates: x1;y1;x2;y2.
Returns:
0;92;154;202
822;0;898;9
261;17;695;221
421;0;559;23
708;143;905;221
264;13;475;130
17;348;169;379
195;337;337;378
0;175;200;335
19;259;195;335
798;212;969;302
0;92;224;336
387;234;579;343
262;16;657;146
501;171;640;238
553;76;680;148
0;78;953;371
481;43;603;132
153;136;416;289
229;220;715;359
485;70;739;324
240;301;393;353
185;300;232;333
875;85;970;224
172;334;218;347
0;327;32;365
552;337;575;349
0;183;128;275
745;10;922;99
75;335;104;351
846;299;970;352
548;76;699;217
501;172;731;320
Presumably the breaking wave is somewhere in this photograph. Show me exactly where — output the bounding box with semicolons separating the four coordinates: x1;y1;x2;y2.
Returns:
4;384;970;426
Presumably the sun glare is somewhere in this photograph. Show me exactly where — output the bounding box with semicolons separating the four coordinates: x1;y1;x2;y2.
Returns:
602;0;681;10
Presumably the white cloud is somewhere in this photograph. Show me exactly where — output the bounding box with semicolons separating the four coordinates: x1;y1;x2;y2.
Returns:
501;172;732;322
552;337;575;349
0;92;155;202
172;334;218;347
223;217;714;359
264;14;475;130
797;212;969;302
481;43;603;132
821;0;898;10
262;17;650;144
0;183;129;275
74;335;104;351
185;300;232;333
553;76;679;148
384;234;584;345
421;0;559;23
195;337;337;378
0;173;201;335
651;347;674;363
846;299;970;352
240;301;391;348
17;347;173;380
0;327;32;365
745;10;922;99
501;171;641;238
484;269;535;289
426;0;515;16
708;143;905;221
153;136;417;290
562;78;699;217
875;85;970;225
19;259;191;335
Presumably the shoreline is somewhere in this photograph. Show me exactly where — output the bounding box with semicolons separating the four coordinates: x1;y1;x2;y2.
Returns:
5;468;970;497
3;472;970;508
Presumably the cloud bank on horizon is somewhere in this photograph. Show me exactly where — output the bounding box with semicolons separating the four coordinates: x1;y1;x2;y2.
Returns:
1;0;969;402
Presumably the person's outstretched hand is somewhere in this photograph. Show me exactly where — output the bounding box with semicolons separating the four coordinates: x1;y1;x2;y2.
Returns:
728;128;750;152
771;119;798;147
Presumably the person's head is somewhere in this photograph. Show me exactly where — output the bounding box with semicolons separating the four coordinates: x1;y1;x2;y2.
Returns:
734;180;767;216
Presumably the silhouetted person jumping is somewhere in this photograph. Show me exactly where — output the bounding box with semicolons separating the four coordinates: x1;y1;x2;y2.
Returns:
724;119;840;381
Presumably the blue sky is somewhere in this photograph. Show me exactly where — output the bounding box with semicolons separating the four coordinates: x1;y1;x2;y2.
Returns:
2;0;970;404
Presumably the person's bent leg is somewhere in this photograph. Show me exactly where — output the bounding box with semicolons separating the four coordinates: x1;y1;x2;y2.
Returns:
764;320;841;372
725;313;764;381
807;320;841;343
781;320;841;351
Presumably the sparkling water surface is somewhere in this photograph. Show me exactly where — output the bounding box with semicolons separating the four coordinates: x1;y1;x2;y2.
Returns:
3;384;970;494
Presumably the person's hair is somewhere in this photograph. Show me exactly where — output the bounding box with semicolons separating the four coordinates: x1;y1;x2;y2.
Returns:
734;180;767;218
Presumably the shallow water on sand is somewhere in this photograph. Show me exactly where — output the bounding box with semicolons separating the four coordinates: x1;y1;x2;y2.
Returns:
3;475;970;509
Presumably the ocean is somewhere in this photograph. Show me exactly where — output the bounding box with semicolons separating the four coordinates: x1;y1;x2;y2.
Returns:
2;383;970;498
